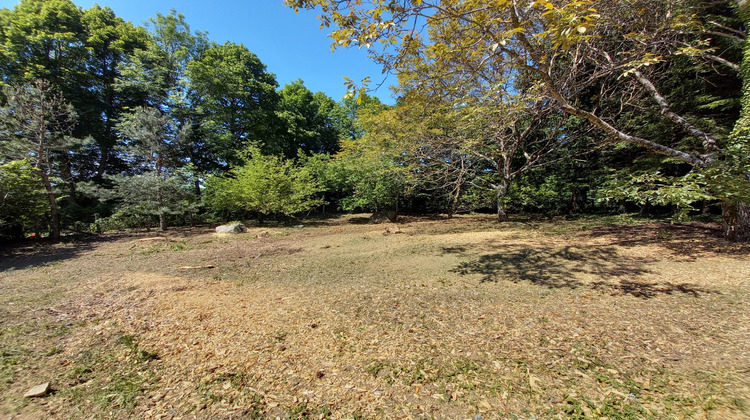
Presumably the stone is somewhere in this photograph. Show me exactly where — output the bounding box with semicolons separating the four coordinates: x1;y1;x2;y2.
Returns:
215;223;246;234
24;382;50;398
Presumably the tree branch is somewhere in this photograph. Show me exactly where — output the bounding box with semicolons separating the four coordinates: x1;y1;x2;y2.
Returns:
631;69;720;161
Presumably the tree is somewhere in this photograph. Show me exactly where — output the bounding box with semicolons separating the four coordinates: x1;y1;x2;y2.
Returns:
330;94;384;142
187;42;282;166
725;0;750;240
0;0;154;179
203;145;323;221
373;91;576;220
326;101;416;218
113;106;190;231
97;169;198;231
287;0;750;239
0;0;86;92
0;80;77;238
276;80;341;157
80;5;149;176
117;9;208;108
0;159;48;239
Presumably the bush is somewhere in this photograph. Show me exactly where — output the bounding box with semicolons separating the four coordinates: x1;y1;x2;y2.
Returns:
203;146;324;221
0;160;48;238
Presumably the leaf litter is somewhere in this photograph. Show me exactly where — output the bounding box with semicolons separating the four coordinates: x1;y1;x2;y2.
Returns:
0;215;748;418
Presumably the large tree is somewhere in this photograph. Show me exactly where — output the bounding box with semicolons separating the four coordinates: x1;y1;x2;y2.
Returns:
726;0;750;240
112;106;192;231
288;0;750;239
276;80;341;157
79;5;149;177
187;42;281;166
0;80;78;238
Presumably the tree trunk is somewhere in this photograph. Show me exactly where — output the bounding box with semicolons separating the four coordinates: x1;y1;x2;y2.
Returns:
159;212;166;232
722;202;750;242
39;172;60;238
725;1;750;242
194;176;201;197
448;182;462;218
496;180;509;222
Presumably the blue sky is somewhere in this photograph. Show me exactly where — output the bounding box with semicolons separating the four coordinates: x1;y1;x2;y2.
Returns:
0;0;395;104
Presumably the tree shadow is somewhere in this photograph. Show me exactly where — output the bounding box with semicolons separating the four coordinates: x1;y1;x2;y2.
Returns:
582;223;750;260
449;244;715;298
0;235;121;272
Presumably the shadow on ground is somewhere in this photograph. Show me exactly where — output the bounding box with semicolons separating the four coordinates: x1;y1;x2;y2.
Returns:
448;244;715;298
583;223;750;259
0;235;121;272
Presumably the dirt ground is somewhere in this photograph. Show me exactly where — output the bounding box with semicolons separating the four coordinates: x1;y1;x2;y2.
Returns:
0;214;748;419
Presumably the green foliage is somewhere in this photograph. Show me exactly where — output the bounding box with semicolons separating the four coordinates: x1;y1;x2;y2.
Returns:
187;42;281;165
0;159;47;237
102;106;197;230
115;106;181;173
276;79;341;157
330;94;383;142
597;171;715;221
0;79;79;237
326;136;412;213
118;8;208;107
203;146;324;219
97;171;199;229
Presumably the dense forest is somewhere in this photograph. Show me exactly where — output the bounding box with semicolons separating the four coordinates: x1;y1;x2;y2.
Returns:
1;0;749;241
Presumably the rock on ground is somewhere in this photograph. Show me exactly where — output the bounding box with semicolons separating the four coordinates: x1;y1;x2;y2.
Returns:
215;223;247;234
23;382;50;398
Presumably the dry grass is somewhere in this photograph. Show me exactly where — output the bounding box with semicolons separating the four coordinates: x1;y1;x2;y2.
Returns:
0;214;748;419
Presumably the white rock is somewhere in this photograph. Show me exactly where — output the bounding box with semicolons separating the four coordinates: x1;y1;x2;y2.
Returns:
24;382;50;398
215;223;247;234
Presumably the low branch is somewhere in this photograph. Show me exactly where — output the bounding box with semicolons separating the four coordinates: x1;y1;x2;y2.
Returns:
631;70;720;161
703;53;740;71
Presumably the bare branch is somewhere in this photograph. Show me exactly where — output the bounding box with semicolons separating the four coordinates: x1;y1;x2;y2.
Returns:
631;69;720;160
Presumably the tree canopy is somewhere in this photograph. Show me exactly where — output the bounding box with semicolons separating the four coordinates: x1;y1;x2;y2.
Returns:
0;0;748;240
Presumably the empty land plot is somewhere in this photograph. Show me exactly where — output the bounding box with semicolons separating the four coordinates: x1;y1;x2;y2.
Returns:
0;215;748;419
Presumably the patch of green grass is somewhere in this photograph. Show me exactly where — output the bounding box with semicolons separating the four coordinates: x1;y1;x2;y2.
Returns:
117;334;159;362
215;371;252;389
365;361;389;377
451;358;481;376
168;240;188;251
288;402;312;418
45;345;62;356
66;364;94;385
95;369;148;410
139;245;163;255
596;396;650;419
0;347;27;384
60;334;158;415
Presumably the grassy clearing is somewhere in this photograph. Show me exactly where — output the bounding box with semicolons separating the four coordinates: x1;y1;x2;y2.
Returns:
0;214;748;418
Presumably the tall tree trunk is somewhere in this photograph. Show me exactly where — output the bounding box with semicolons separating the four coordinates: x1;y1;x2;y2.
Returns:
723;202;750;241
448;158;466;219
496;179;509;222
194;176;201;198
157;186;166;231
726;0;750;242
448;182;462;218
39;172;60;238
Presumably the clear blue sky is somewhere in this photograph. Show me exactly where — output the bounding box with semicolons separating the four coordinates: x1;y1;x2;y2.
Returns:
0;0;395;104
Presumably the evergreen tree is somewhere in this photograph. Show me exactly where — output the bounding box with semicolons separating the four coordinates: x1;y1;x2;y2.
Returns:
0;80;78;238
